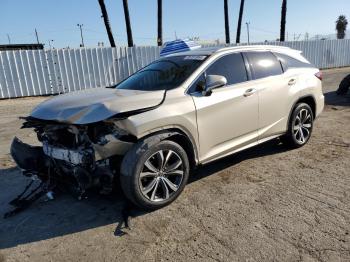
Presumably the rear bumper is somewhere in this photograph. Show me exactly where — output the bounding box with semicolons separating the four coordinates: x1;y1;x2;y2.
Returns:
316;94;325;118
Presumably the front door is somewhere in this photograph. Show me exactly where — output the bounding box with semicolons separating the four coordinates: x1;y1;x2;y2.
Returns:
191;53;259;163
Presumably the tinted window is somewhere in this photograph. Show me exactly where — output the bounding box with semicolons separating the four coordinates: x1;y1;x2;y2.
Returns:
117;55;207;91
274;52;313;71
206;53;248;85
245;52;283;80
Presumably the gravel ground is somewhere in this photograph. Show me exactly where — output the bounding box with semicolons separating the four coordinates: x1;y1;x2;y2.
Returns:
0;68;349;262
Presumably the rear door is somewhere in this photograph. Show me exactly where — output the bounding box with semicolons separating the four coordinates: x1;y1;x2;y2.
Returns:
243;51;290;141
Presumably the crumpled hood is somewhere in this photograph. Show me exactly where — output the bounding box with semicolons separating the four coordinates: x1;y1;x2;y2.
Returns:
30;88;165;124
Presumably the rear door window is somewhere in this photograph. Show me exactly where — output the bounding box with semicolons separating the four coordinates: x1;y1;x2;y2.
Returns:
244;51;283;80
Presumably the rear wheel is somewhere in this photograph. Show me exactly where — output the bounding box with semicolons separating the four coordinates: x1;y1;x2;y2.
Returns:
281;103;314;148
120;139;189;210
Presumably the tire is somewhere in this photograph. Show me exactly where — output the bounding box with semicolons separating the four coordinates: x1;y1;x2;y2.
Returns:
120;138;190;210
281;103;314;148
337;74;350;95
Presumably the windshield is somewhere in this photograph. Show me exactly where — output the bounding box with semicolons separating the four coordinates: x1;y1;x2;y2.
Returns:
116;55;207;91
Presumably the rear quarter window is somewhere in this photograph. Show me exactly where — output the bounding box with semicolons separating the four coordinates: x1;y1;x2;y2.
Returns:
273;52;314;71
244;51;283;80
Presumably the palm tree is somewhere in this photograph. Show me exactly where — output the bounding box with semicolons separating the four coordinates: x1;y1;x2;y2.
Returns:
98;0;116;47
280;0;287;42
235;0;245;44
157;0;163;46
224;0;230;44
122;0;134;47
336;15;348;39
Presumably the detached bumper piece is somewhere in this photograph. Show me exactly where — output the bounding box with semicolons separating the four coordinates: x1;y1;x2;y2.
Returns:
10;137;48;176
4;179;46;218
4;137;51;218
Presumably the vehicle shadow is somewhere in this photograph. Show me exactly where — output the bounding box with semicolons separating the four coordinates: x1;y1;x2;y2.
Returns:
0;139;287;249
324;91;350;107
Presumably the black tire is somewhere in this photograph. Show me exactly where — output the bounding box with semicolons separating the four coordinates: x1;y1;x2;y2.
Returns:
120;138;190;210
337;74;350;95
281;103;314;148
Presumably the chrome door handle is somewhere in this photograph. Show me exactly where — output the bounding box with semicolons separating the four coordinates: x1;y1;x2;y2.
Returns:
244;88;257;97
288;79;297;86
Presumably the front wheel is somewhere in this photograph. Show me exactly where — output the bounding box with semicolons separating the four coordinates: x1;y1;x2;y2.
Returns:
281;103;314;148
120;139;189;210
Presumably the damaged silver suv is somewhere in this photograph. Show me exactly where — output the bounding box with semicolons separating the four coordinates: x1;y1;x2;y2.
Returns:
11;46;324;210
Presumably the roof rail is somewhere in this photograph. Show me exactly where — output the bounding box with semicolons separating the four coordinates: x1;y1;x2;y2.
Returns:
213;45;294;54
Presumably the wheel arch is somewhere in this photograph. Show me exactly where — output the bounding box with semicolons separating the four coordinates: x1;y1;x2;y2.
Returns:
139;128;199;170
287;95;316;128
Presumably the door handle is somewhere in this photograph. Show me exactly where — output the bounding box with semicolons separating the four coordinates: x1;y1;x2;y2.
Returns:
244;88;257;97
288;79;297;86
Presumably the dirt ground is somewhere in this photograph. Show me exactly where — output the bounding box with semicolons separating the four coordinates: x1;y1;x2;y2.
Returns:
0;68;349;262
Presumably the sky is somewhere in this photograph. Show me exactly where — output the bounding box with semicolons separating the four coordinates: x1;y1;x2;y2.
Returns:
1;0;350;48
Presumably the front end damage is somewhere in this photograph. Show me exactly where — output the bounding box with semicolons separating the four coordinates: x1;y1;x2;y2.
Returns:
7;117;136;217
4;88;167;218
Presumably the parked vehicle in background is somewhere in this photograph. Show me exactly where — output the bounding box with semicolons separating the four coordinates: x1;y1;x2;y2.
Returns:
11;45;324;210
337;74;350;95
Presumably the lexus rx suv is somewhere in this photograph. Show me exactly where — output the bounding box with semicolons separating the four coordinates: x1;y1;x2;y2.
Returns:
11;46;324;210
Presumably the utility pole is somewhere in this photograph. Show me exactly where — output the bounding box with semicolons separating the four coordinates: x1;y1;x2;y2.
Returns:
6;34;11;44
35;29;40;44
246;22;250;44
48;39;54;49
305;32;309;41
77;24;84;47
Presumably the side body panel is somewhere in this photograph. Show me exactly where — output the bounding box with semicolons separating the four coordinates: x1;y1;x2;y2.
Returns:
257;69;302;140
191;83;258;163
298;70;324;118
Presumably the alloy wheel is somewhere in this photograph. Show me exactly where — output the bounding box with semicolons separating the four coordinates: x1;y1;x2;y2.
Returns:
293;108;312;144
139;150;184;202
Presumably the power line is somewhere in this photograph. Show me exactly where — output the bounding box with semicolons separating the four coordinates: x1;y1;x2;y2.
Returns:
249;26;278;35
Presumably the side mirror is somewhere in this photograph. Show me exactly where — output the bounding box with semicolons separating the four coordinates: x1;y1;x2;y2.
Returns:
202;75;227;96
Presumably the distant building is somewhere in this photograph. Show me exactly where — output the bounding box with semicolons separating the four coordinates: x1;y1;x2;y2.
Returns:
0;44;44;51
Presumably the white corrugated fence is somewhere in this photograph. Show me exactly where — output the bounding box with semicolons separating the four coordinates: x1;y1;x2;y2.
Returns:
1;39;350;99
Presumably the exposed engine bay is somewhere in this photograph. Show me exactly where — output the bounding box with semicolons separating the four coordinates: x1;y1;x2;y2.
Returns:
6;117;136;217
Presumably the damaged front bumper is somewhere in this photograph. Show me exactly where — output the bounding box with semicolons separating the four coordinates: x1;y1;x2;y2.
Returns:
9;134;133;207
8;117;137;214
11;135;133;171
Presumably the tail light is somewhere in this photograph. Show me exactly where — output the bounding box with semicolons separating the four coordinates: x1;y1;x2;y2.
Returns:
315;71;323;81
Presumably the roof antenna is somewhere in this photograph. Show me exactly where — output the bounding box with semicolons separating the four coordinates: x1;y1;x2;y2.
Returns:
174;31;178;40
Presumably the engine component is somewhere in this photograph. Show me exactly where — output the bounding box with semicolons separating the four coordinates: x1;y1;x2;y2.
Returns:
43;142;94;165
